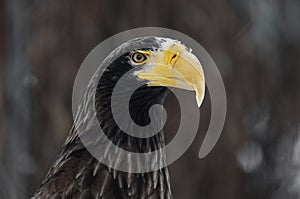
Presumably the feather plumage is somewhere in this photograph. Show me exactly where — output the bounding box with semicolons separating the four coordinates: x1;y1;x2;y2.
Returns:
33;37;173;199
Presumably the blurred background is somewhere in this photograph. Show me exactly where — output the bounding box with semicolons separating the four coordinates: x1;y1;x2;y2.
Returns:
1;0;300;198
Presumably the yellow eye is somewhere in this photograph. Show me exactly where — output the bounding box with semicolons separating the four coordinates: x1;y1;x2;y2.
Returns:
131;51;149;64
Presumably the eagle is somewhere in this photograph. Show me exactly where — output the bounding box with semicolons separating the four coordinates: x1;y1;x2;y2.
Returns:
33;37;205;199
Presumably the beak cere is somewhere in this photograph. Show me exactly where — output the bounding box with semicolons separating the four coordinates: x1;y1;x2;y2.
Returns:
136;43;205;107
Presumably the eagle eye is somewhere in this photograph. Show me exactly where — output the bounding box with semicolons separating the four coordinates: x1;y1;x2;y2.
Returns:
131;51;149;64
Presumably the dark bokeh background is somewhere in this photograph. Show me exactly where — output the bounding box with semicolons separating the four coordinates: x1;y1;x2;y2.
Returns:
1;0;300;198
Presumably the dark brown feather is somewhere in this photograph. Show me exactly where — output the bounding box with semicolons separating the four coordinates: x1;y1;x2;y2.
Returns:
33;37;173;199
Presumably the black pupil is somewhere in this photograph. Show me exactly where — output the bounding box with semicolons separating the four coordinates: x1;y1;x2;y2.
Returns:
135;53;144;62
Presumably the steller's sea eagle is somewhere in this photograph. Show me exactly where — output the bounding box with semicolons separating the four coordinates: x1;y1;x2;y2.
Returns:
33;37;205;199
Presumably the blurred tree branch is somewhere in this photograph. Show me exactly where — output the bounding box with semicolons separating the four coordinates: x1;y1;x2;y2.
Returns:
2;0;34;198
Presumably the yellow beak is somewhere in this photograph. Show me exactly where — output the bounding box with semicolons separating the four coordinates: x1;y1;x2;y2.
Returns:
136;44;205;107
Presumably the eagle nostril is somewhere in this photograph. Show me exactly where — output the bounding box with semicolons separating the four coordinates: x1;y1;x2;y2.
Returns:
170;54;178;63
